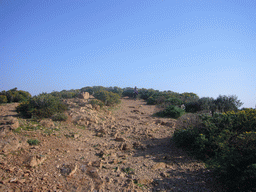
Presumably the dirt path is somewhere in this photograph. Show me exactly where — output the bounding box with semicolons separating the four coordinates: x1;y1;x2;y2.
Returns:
0;98;222;192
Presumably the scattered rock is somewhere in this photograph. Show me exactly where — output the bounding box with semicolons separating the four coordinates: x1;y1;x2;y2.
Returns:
152;162;166;170
136;178;153;185
18;179;26;184
96;132;104;137
86;167;103;191
160;172;169;178
131;110;140;114
0;117;19;130
115;137;125;142
60;163;78;177
27;155;47;167
120;143;132;151
92;160;102;168
39;119;54;128
0;136;28;154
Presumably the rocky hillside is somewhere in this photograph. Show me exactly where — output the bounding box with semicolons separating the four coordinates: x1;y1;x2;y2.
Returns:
0;97;222;192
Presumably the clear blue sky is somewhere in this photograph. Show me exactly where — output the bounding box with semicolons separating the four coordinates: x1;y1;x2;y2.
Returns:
1;0;255;108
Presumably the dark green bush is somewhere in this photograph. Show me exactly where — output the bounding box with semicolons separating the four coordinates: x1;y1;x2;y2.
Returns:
173;109;256;191
147;96;157;105
156;105;185;118
16;93;67;118
165;97;183;106
122;88;134;98
185;101;201;113
0;95;7;103
139;88;159;100
93;90;120;106
52;113;68;121
173;128;199;149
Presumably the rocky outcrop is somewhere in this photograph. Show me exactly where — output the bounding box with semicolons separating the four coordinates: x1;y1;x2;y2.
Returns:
0;117;19;130
78;92;90;99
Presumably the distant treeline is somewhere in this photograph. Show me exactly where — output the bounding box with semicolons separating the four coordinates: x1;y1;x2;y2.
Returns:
0;87;31;103
1;86;245;115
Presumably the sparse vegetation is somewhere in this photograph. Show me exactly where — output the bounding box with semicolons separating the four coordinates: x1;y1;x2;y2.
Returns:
122;167;135;174
27;139;40;145
52;113;68;121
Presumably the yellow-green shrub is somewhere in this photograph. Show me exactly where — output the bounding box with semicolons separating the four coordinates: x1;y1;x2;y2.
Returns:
0;95;7;103
93;90;120;106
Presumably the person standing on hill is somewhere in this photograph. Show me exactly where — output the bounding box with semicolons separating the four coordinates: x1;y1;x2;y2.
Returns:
134;86;138;100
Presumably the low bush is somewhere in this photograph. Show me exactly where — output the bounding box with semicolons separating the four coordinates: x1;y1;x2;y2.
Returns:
147;96;157;105
16;93;67;118
52;113;68;121
156;105;185;119
139;88;160;100
89;99;104;108
165;97;183;106
94;90;121;106
173;109;256;191
122;89;134;98
27;139;40;145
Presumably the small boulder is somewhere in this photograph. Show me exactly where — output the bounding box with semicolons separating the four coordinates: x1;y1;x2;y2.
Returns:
28;155;47;167
60;163;78;177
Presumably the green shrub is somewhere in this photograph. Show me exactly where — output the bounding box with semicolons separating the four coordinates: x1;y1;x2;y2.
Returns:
173;128;198;149
147;96;157;105
1;88;31;103
27;139;40;145
50;90;79;99
52;113;68;121
165;97;183;106
139;88;159;100
16;93;67;118
106;86;123;96
94;90;120;106
173;109;256;191
156;105;185;118
89;99;104;108
0;95;7;103
122;88;134;98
